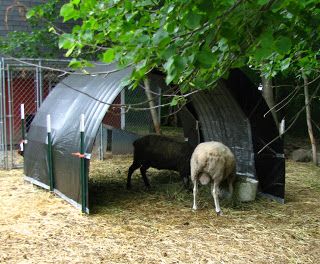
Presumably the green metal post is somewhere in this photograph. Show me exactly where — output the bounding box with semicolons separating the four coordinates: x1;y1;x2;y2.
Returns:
47;115;54;191
80;114;86;213
21;119;25;141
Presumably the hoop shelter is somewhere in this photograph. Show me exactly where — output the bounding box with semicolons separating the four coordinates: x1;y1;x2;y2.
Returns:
180;69;285;202
24;64;285;213
24;63;132;212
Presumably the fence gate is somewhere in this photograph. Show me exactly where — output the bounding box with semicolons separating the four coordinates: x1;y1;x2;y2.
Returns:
0;58;69;169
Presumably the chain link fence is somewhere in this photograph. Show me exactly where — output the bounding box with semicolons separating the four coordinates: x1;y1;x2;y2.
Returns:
0;58;70;169
1;58;168;168
93;77;162;159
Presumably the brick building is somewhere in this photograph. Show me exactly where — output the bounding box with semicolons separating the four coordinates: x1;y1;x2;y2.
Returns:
0;0;45;37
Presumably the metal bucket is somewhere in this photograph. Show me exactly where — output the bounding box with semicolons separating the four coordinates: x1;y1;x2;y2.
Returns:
235;176;259;202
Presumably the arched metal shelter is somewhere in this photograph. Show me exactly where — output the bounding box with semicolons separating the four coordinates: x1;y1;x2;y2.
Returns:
24;63;132;212
24;65;285;213
180;69;285;202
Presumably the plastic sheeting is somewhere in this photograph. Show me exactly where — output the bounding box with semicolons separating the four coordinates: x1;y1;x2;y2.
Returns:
189;82;256;178
24;63;132;211
180;70;285;202
226;69;285;202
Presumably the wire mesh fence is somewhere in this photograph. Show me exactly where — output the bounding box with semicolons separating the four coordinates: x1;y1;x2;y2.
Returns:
1;58;166;168
0;57;70;169
92;77;162;159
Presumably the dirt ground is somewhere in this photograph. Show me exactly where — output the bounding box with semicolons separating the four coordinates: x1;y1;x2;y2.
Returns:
0;157;320;264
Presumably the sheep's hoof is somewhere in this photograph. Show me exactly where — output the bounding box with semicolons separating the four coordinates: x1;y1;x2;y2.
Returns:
216;211;223;216
192;206;197;211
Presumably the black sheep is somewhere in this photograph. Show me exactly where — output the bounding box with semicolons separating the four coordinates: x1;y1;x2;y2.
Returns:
127;134;194;189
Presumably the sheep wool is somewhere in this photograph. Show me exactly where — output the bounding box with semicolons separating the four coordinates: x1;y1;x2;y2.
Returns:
191;141;236;215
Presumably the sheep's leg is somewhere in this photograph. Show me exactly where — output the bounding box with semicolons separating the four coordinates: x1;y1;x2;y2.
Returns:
127;162;140;189
211;182;222;216
228;173;236;199
140;164;151;188
182;172;191;191
178;166;191;191
192;179;198;210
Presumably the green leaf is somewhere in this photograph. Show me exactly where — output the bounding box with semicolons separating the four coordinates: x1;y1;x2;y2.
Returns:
174;56;187;72
163;57;175;73
232;57;246;68
275;37;292;54
136;0;154;7
48;27;56;33
65;45;75;57
170;96;179;106
153;29;170;47
160;45;176;60
58;34;75;49
252;31;275;61
68;59;82;68
164;22;176;33
280;57;291;71
170;96;186;106
257;0;269;5
197;50;217;68
185;12;201;29
260;31;274;48
252;46;274;61
163;55;188;84
102;49;115;63
26;9;35;19
60;3;78;22
218;38;229;52
81;30;93;42
163;57;177;84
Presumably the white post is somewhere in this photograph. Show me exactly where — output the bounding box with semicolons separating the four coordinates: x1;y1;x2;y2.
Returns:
46;114;51;133
80;114;85;132
20;104;25;120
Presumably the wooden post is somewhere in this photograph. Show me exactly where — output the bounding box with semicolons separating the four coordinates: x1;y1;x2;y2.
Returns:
302;72;318;165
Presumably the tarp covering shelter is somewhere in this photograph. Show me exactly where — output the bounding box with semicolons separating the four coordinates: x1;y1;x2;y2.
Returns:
24;63;132;211
24;64;285;213
180;69;285;202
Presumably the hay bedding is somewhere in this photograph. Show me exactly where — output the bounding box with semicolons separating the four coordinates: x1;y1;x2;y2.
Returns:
0;158;319;264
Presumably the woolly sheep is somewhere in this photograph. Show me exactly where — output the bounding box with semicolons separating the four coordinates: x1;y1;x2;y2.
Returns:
127;134;194;189
191;141;236;215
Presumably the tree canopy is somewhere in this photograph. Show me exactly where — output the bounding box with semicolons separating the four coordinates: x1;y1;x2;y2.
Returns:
30;0;319;91
0;0;64;58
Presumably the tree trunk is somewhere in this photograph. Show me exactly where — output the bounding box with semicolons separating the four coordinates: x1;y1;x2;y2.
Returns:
302;72;318;165
262;76;279;129
144;78;161;134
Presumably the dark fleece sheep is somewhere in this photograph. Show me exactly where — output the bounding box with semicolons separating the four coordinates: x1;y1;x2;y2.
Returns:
191;141;236;215
127;134;194;189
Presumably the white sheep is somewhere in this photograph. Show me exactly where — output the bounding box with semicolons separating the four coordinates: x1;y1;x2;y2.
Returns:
191;141;236;215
